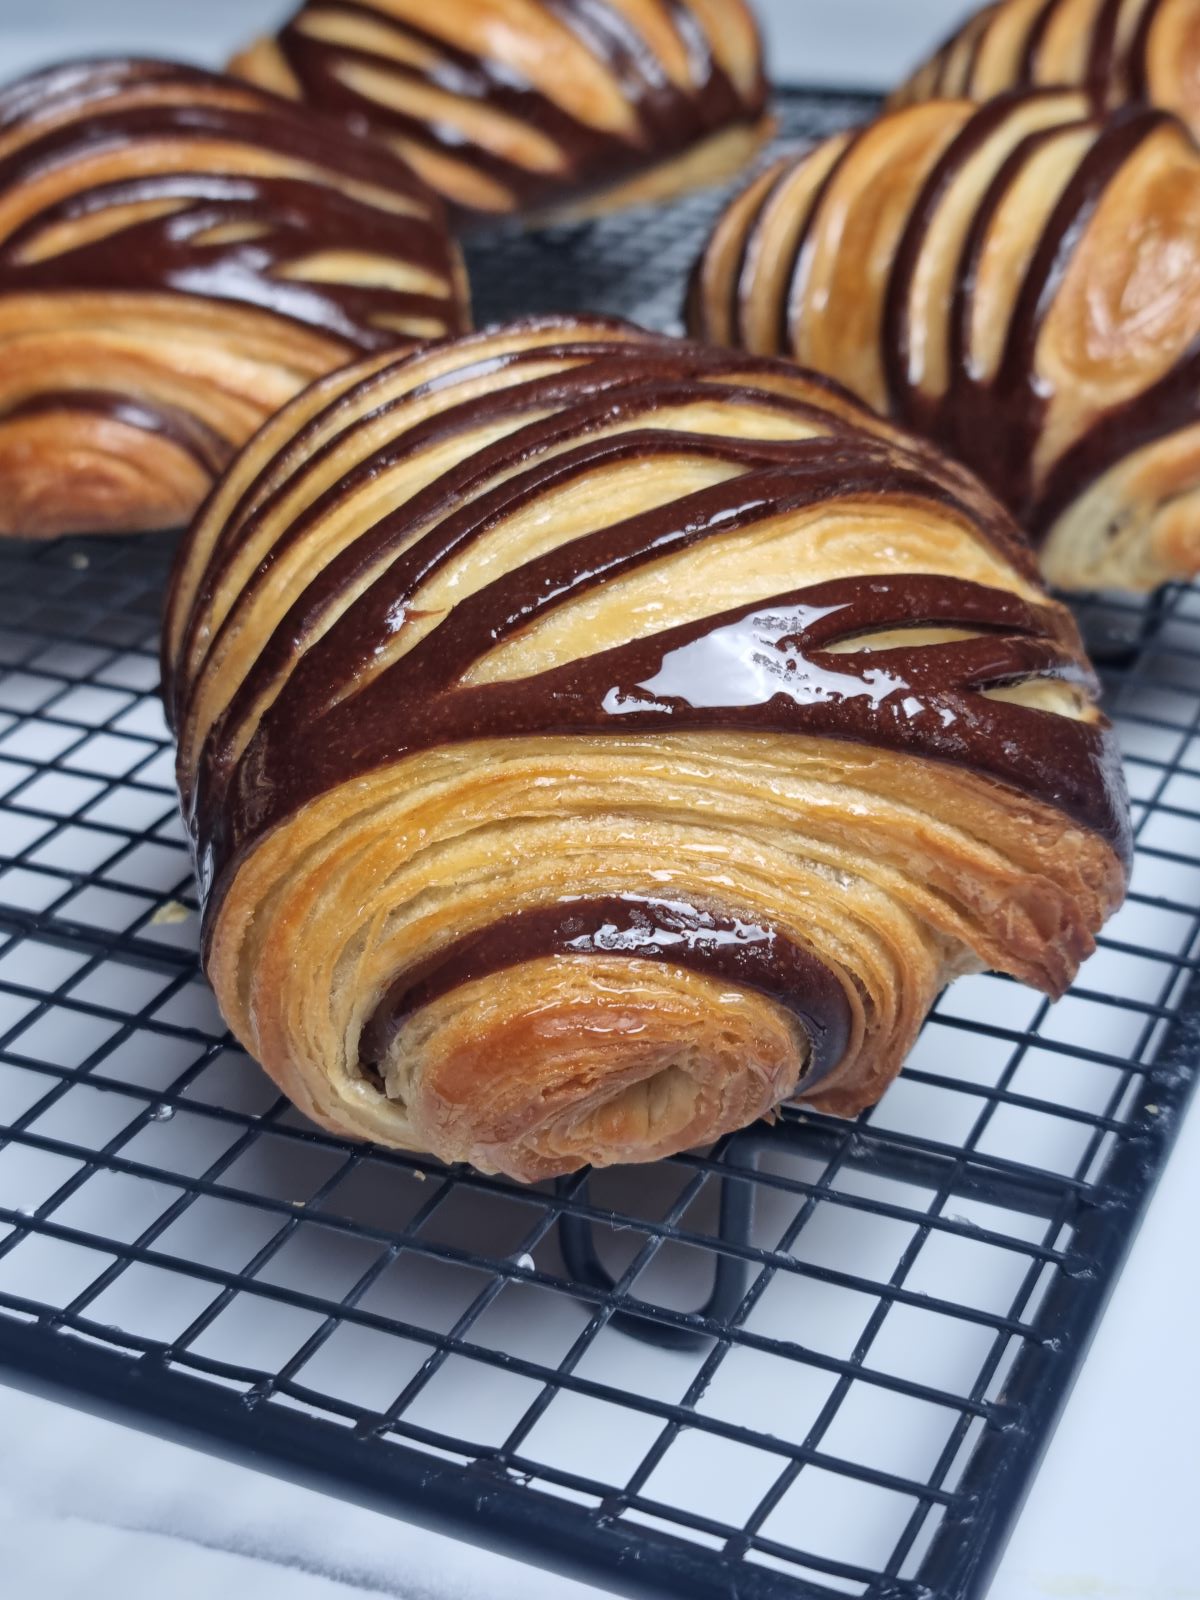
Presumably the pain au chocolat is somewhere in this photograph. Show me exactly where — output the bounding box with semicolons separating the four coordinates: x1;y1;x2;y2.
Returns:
891;0;1200;140
228;0;771;222
0;58;469;539
689;91;1200;592
163;316;1128;1183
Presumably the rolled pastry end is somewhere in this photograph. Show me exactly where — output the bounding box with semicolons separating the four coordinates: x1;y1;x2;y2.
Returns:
1038;424;1200;593
0;412;213;540
203;832;873;1182
373;959;825;1182
0;58;468;540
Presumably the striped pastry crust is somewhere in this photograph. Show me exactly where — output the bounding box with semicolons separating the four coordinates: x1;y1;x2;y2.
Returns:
0;58;469;539
228;0;772;222
891;0;1200;142
164;316;1129;1183
689;92;1200;592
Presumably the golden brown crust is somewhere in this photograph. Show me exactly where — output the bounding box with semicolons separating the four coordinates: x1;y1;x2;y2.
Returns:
689;92;1200;593
229;0;772;222
890;0;1200;144
0;58;469;540
166;316;1128;1182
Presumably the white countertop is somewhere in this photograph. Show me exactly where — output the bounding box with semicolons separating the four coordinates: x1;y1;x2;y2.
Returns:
1;4;1199;1598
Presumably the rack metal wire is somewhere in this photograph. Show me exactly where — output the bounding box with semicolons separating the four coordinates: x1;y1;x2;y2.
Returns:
0;89;1198;1600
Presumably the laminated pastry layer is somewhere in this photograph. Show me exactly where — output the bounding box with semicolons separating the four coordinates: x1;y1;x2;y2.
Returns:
689;92;1200;592
891;0;1200;143
229;0;772;221
0;57;469;537
166;316;1130;1181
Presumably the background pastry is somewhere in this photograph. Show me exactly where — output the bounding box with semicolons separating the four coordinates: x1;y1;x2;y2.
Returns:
164;315;1128;1183
689;91;1200;592
0;57;469;540
229;0;772;223
890;0;1200;140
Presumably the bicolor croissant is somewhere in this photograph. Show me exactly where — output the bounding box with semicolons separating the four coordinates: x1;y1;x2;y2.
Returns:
164;318;1128;1182
229;0;771;221
891;0;1200;140
689;92;1200;592
0;58;469;539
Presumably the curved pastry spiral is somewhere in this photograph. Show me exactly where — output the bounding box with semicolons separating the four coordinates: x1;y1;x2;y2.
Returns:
164;317;1128;1182
229;0;771;222
0;58;469;539
689;91;1200;592
891;0;1200;140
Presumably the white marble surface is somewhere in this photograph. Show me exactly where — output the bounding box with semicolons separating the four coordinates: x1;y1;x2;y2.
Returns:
1;4;1199;1599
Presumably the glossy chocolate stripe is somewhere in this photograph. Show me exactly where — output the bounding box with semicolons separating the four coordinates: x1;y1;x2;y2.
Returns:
203;567;1128;936
169;342;689;709
347;454;1001;702
278;11;613;201
897;0;1192;125
1088;0;1130;95
719;84;1197;567
0;60;465;354
176;355;882;708
0;58;215;130
1018;0;1064;82
0;182;455;351
883;97;1024;419
727;158;791;350
0;86;437;200
948;123;1045;388
188;435;913;818
546;0;740;145
190;419;1042;827
275;0;764;216
161;339;426;723
0;388;232;472
1128;0;1172;98
165;338;662;711
358;895;853;1085
959;6;999;96
192;428;873;807
933;107;1168;522
188;337;807;591
172;334;681;648
782;130;865;358
995;108;1168;399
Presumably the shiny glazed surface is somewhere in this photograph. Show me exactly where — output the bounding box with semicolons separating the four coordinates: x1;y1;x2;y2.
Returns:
230;0;771;219
0;57;469;537
689;91;1200;592
165;317;1129;1179
891;0;1200;142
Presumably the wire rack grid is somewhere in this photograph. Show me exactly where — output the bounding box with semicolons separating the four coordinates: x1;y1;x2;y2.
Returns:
0;89;1199;1600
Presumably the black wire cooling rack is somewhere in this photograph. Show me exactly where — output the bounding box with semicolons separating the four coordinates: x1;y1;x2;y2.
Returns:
1;89;1199;1600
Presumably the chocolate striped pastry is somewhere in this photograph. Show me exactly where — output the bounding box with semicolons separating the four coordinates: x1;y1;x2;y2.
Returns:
891;0;1200;140
689;92;1200;592
0;58;469;540
229;0;772;222
163;316;1128;1182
